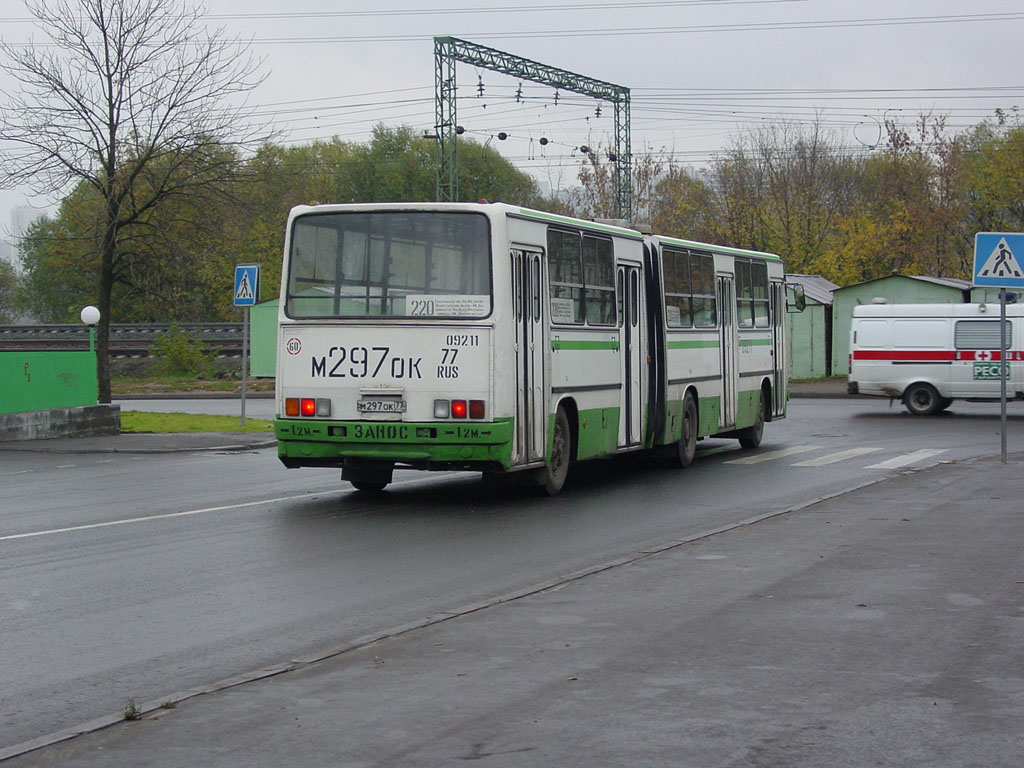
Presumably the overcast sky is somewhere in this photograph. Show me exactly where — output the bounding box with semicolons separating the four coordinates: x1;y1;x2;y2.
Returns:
2;0;1023;238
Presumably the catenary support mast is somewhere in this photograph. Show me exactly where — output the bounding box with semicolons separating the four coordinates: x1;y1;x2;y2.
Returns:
433;36;632;220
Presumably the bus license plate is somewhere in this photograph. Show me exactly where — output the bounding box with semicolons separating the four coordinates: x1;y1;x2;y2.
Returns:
357;399;406;413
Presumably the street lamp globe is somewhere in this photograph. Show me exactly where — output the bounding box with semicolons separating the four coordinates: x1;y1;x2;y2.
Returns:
80;305;101;325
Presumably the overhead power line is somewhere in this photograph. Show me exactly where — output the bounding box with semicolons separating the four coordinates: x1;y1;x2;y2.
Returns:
240;13;1024;44
0;0;804;23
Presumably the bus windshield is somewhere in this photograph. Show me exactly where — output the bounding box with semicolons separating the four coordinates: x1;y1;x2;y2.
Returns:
286;211;492;319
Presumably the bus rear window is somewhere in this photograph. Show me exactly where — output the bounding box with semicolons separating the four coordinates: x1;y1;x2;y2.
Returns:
286;211;491;319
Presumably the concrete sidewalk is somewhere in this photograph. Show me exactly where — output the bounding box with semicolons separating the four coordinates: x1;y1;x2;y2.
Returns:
0;431;275;454
4;451;1022;767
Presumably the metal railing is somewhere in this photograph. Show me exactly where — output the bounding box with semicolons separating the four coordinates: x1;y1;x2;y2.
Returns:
0;323;244;357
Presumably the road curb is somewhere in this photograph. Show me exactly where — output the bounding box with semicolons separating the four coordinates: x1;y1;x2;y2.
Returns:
0;439;276;455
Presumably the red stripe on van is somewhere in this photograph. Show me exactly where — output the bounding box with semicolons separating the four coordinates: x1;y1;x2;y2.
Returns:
852;350;957;361
853;350;1024;362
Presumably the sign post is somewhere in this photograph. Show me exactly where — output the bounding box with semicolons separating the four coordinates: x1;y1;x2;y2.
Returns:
973;233;1024;464
233;264;260;427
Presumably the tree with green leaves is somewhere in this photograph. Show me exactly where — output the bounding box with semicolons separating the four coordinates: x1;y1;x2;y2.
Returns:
0;0;269;401
0;258;19;323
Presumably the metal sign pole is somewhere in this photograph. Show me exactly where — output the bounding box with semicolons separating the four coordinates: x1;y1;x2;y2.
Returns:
1000;290;1007;463
233;263;259;429
241;305;249;428
974;232;1024;463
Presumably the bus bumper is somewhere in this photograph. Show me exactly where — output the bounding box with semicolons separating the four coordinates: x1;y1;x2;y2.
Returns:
275;417;515;471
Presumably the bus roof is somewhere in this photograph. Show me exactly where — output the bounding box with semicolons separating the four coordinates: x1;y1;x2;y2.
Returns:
285;203;782;260
648;234;781;261
509;207;643;239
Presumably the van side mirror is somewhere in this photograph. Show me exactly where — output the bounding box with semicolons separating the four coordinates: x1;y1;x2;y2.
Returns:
786;283;806;313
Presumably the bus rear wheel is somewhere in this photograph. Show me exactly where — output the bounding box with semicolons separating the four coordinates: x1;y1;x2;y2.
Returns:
351;480;388;493
677;392;698;468
343;460;393;492
738;391;765;449
539;406;572;496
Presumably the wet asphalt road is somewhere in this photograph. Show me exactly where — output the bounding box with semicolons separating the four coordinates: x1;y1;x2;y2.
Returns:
3;397;1024;756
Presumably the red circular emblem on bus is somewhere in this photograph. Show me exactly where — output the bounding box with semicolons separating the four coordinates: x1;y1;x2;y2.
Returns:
286;338;302;355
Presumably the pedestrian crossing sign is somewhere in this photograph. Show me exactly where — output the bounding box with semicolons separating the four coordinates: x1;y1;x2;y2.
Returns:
974;233;1024;287
234;264;259;306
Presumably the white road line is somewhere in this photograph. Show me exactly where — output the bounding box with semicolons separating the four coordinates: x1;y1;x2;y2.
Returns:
792;447;883;467
0;490;348;543
724;445;817;465
0;473;440;544
865;448;949;470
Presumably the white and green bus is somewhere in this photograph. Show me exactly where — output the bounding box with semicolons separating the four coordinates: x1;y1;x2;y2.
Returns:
275;202;794;494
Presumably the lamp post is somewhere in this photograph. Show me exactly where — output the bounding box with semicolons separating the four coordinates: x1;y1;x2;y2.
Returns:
80;305;100;352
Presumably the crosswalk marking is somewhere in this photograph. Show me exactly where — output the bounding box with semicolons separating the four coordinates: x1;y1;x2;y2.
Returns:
864;448;948;470
792;447;883;467
722;445;951;470
724;445;817;464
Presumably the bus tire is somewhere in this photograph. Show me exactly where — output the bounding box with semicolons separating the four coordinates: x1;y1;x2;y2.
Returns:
677;391;698;468
903;382;942;416
351;480;388;492
738;391;765;449
540;406;572;496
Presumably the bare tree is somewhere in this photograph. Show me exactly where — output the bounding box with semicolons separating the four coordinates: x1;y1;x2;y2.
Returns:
0;0;269;401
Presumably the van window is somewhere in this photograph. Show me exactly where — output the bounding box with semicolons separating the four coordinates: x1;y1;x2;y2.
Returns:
857;320;890;348
893;320;946;348
955;320;1011;349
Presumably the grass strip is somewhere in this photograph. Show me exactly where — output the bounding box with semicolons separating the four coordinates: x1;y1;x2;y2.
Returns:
121;411;274;434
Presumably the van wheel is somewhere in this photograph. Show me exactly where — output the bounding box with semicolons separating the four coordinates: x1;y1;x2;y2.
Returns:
738;391;765;449
903;382;942;416
676;392;698;468
540;406;572;496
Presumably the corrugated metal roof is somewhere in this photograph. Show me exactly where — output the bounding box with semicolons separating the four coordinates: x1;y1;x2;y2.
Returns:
837;273;972;293
909;275;973;291
785;274;839;305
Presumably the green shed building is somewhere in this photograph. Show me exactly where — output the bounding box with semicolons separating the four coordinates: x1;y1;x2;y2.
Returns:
785;274;838;379
831;275;972;375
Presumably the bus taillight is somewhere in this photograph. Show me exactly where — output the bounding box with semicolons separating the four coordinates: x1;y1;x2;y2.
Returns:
285;397;330;417
433;399;485;419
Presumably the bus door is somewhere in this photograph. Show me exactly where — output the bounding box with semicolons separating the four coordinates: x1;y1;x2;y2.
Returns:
511;248;546;465
771;281;786;415
718;275;737;428
618;265;643;447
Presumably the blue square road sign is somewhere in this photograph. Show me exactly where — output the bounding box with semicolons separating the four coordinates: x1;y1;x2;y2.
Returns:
974;233;1024;288
234;264;260;306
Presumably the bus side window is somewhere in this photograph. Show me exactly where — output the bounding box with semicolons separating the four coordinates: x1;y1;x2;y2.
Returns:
630;269;639;328
546;229;584;325
751;261;769;327
582;235;616;325
662;248;691;328
532;257;542;321
617;269;625;328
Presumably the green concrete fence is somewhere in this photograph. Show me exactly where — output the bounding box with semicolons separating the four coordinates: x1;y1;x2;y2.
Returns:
1;351;98;416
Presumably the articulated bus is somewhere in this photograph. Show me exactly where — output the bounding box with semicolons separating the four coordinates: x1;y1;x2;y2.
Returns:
274;203;795;494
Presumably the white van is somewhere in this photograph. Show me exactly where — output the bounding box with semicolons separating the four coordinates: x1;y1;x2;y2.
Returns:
848;301;1024;414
